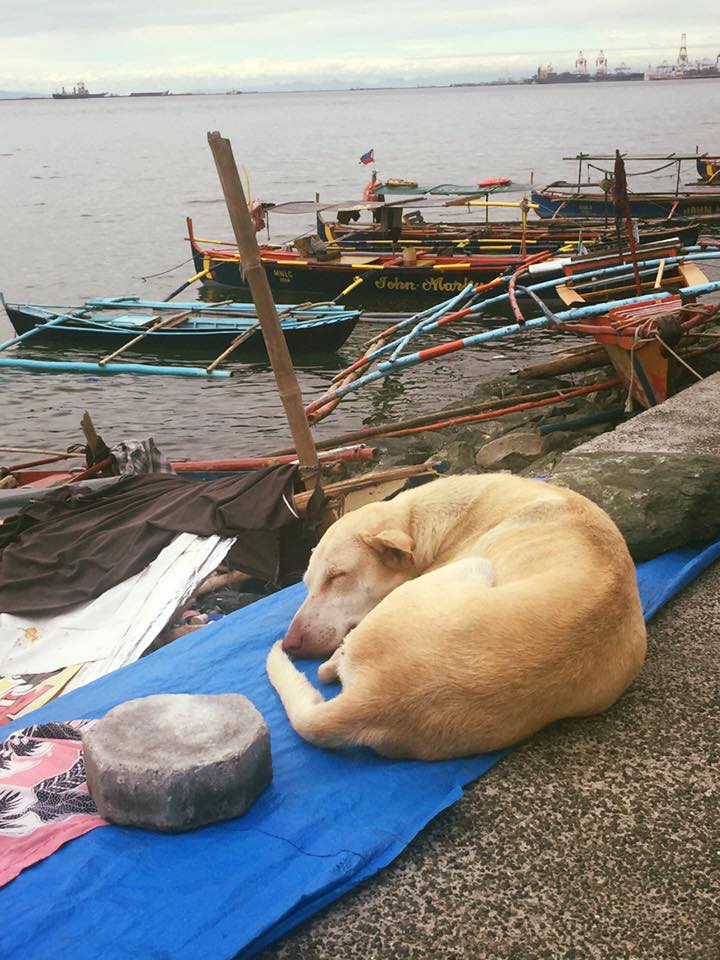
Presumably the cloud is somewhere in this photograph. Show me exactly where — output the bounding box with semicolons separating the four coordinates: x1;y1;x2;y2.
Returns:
1;2;717;91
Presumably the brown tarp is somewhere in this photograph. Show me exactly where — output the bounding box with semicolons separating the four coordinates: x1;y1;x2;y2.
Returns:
0;466;298;616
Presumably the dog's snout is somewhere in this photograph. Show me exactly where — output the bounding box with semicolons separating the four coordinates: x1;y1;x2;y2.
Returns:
282;623;304;653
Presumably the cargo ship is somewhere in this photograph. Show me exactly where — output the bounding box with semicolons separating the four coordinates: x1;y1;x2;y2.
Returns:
531;51;643;84
52;81;107;99
647;34;720;80
593;51;644;81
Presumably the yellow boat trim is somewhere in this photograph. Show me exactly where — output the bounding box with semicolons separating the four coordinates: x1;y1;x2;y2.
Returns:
194;237;241;247
447;199;540;209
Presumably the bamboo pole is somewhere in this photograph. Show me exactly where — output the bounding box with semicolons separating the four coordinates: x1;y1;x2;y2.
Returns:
266;385;592;456
207;130;320;487
0;446;85;457
205;323;259;373
516;347;610;379
97;311;191;366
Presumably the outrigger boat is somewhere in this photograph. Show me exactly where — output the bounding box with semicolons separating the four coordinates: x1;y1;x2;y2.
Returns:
186;216;537;308
533;187;720;221
307;180;700;252
2;297;361;357
533;153;720;221
532;241;710;307
320;212;700;256
549;290;720;408
696;154;720;183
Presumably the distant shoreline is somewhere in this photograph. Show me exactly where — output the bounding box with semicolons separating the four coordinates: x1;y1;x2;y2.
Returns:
3;74;720;101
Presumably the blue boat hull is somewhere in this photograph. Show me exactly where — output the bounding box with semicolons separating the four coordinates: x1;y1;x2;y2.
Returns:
532;190;720;221
5;307;360;356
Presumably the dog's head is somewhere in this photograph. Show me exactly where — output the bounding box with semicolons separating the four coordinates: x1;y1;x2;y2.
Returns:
282;503;416;658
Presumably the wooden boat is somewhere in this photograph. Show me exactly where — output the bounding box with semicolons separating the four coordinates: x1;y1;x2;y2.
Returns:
3;298;361;356
260;193;700;259
321;217;701;256
532;186;720;221
540;244;709;307
696;155;720;183
186;217;533;307
552;277;719;408
534;152;720;222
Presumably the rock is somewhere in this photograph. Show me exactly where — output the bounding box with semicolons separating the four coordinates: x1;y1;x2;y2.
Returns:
476;431;548;471
547;400;580;417
379;434;442;466
82;693;272;832
433;440;477;474
549;451;720;560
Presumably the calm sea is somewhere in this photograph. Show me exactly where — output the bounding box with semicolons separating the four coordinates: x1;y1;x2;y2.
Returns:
1;82;717;458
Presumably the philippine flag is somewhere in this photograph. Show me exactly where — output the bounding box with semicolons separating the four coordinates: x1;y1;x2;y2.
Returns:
359;148;374;166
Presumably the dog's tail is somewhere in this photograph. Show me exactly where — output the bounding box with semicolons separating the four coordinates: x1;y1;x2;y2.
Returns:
266;641;366;750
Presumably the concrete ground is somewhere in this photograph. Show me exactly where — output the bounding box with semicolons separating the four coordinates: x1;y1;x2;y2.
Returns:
259;562;719;960
259;376;720;960
578;371;720;458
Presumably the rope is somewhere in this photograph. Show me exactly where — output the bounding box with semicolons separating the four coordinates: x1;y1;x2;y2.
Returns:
625;328;640;412
655;336;704;382
586;159;680;179
138;256;194;282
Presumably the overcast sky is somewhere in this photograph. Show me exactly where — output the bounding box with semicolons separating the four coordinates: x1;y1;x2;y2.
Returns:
2;2;718;93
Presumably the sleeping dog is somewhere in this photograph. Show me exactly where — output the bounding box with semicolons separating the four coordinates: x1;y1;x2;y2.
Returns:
267;474;646;760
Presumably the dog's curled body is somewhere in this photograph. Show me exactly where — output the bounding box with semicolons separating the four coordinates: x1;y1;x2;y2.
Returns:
266;474;646;760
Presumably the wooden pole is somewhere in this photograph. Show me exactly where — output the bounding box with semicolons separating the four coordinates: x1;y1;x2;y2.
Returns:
207;131;320;486
205;323;259;373
97;310;191;366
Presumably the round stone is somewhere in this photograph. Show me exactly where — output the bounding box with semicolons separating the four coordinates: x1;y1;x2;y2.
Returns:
82;693;272;832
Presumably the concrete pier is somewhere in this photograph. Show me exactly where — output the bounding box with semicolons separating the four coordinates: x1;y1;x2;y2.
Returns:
259;376;720;960
578;371;720;457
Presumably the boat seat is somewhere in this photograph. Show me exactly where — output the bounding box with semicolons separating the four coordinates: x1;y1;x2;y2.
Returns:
677;262;708;287
337;255;383;265
555;284;585;306
103;314;161;328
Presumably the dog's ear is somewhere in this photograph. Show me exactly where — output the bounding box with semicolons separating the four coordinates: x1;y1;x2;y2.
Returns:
362;529;415;570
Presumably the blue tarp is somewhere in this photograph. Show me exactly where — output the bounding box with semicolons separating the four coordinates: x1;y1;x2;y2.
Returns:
3;539;718;959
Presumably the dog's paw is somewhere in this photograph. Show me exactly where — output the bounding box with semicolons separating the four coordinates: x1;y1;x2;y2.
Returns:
266;640;285;676
318;661;337;684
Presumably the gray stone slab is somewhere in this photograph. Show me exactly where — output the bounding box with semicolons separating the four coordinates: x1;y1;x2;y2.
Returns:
579;372;720;456
549;450;720;560
83;693;272;832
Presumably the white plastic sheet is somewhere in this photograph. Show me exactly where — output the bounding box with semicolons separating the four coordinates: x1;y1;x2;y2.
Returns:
0;533;234;686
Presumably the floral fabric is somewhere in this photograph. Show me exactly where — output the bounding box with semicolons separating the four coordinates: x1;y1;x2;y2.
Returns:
0;720;107;886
